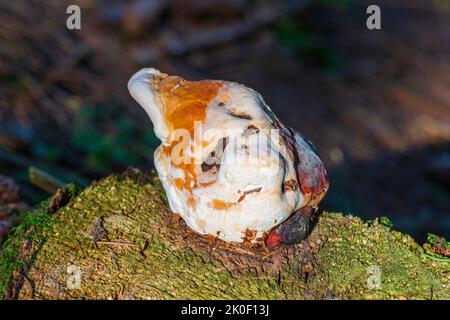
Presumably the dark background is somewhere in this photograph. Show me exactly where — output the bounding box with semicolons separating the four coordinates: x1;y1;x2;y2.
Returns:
0;0;449;242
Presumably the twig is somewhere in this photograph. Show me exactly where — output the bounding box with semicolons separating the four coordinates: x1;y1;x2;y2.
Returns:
28;166;65;194
96;241;138;248
0;147;89;187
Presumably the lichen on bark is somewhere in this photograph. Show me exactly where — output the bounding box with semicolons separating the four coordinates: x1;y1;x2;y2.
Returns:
1;168;449;300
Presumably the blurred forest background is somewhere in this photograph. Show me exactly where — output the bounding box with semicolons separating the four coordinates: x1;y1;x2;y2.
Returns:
0;0;449;243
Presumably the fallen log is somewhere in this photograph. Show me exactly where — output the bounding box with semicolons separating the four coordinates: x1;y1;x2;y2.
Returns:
0;168;449;300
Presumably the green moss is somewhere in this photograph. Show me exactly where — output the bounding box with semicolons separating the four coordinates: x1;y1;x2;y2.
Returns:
307;213;450;299
3;169;450;300
379;216;393;229
0;199;55;298
66;183;80;199
14;170;303;299
0;183;81;299
0;237;22;297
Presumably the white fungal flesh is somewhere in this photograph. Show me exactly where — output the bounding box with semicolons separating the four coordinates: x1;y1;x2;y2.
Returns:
127;68;170;142
128;68;311;243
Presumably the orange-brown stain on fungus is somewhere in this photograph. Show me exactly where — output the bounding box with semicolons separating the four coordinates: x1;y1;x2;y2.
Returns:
174;178;184;190
157;76;222;194
210;199;235;211
187;197;197;210
157;76;222;136
199;181;216;188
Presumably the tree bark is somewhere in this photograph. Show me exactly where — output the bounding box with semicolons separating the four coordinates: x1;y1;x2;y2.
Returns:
1;168;449;300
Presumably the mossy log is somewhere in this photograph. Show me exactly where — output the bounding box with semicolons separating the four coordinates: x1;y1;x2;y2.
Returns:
1;169;449;300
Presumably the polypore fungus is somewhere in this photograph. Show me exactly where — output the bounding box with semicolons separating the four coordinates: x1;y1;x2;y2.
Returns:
128;68;328;248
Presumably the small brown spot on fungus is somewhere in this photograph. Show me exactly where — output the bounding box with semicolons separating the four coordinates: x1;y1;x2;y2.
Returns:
228;108;252;120
237;187;262;203
245;187;262;194
242;229;257;246
200;137;228;172
201;161;219;172
242;124;260;136
283;179;298;191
